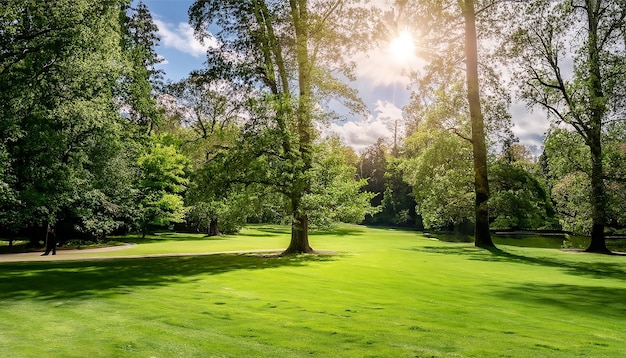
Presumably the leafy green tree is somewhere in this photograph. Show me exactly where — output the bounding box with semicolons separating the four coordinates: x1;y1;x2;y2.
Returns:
186;160;261;236
303;137;378;229
121;0;164;133
380;157;419;227
504;0;626;252
357;138;388;208
357;139;417;227
544;127;626;236
136;140;189;237
489;161;558;231
162;75;247;235
185;191;257;236
0;0;137;243
189;0;372;253
164;75;243;163
395;0;517;248
402;123;475;232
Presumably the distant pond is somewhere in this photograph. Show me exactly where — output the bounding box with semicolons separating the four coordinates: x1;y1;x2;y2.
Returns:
427;232;626;251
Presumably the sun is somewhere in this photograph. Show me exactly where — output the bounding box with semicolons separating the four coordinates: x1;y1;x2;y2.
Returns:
389;29;416;62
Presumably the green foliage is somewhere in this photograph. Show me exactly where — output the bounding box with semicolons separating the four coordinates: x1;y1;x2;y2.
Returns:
0;1;172;241
120;1;164;130
401;125;474;231
0;1;136;236
357;138;387;207
489;162;558;230
551;172;593;235
137;140;189;233
544;127;626;235
189;0;375;252
357;140;418;227
504;0;626;250
303;138;378;229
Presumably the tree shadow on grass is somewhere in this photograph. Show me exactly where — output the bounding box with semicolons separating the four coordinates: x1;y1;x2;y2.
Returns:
113;232;224;244
251;225;365;237
0;253;336;301
413;245;626;281
310;226;365;237
495;283;626;317
253;227;292;236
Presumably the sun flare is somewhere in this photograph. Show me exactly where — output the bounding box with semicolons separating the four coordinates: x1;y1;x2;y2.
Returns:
389;30;416;62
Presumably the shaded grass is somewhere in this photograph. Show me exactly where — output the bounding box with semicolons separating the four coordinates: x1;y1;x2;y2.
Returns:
493;235;565;249
1;225;625;357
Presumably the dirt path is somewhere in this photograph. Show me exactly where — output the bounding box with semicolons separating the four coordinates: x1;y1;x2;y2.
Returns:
0;244;138;263
0;245;328;263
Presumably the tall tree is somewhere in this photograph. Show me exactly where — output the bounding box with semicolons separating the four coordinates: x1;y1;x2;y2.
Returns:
396;1;511;249
0;1;135;243
121;0;164;133
505;0;626;253
189;0;371;253
461;0;492;248
544;127;626;237
0;1;166;242
163;75;245;236
401;96;475;232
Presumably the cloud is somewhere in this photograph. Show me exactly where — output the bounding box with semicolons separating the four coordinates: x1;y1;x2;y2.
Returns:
154;19;218;58
155;54;169;65
510;102;550;150
327;100;404;152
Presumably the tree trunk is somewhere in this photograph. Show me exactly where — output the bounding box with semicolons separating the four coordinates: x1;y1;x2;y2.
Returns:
462;0;495;249
208;218;222;237
586;129;609;253
283;209;313;254
583;1;609;254
283;0;314;254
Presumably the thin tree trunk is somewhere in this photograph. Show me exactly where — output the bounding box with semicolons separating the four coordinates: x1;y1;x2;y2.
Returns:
462;0;495;249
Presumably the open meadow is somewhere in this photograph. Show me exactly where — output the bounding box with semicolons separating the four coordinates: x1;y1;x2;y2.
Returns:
1;225;625;357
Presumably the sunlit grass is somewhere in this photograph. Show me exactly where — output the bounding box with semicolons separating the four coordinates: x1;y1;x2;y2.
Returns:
1;225;625;357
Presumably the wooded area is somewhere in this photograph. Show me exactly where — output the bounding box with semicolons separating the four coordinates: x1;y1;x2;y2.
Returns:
1;0;624;254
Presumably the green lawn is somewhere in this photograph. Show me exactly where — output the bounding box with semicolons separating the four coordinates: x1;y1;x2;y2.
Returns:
1;225;625;357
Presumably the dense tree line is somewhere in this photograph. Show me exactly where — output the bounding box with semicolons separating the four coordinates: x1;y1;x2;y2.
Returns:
0;1;375;252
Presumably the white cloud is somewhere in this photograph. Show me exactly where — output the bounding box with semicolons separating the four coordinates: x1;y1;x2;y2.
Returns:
327;100;404;152
510;102;550;151
155;54;169;65
154;19;218;58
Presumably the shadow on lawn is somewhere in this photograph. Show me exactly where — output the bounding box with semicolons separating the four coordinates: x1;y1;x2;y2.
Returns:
117;232;226;244
250;226;365;237
414;245;626;281
0;254;336;301
495;283;626;316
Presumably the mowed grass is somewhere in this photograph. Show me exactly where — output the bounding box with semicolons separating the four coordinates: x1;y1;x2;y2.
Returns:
1;225;625;357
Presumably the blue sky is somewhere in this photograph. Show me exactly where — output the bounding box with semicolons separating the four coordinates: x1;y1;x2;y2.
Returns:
140;0;547;153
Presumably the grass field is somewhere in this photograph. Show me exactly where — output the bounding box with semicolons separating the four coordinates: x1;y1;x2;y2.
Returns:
0;225;625;357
